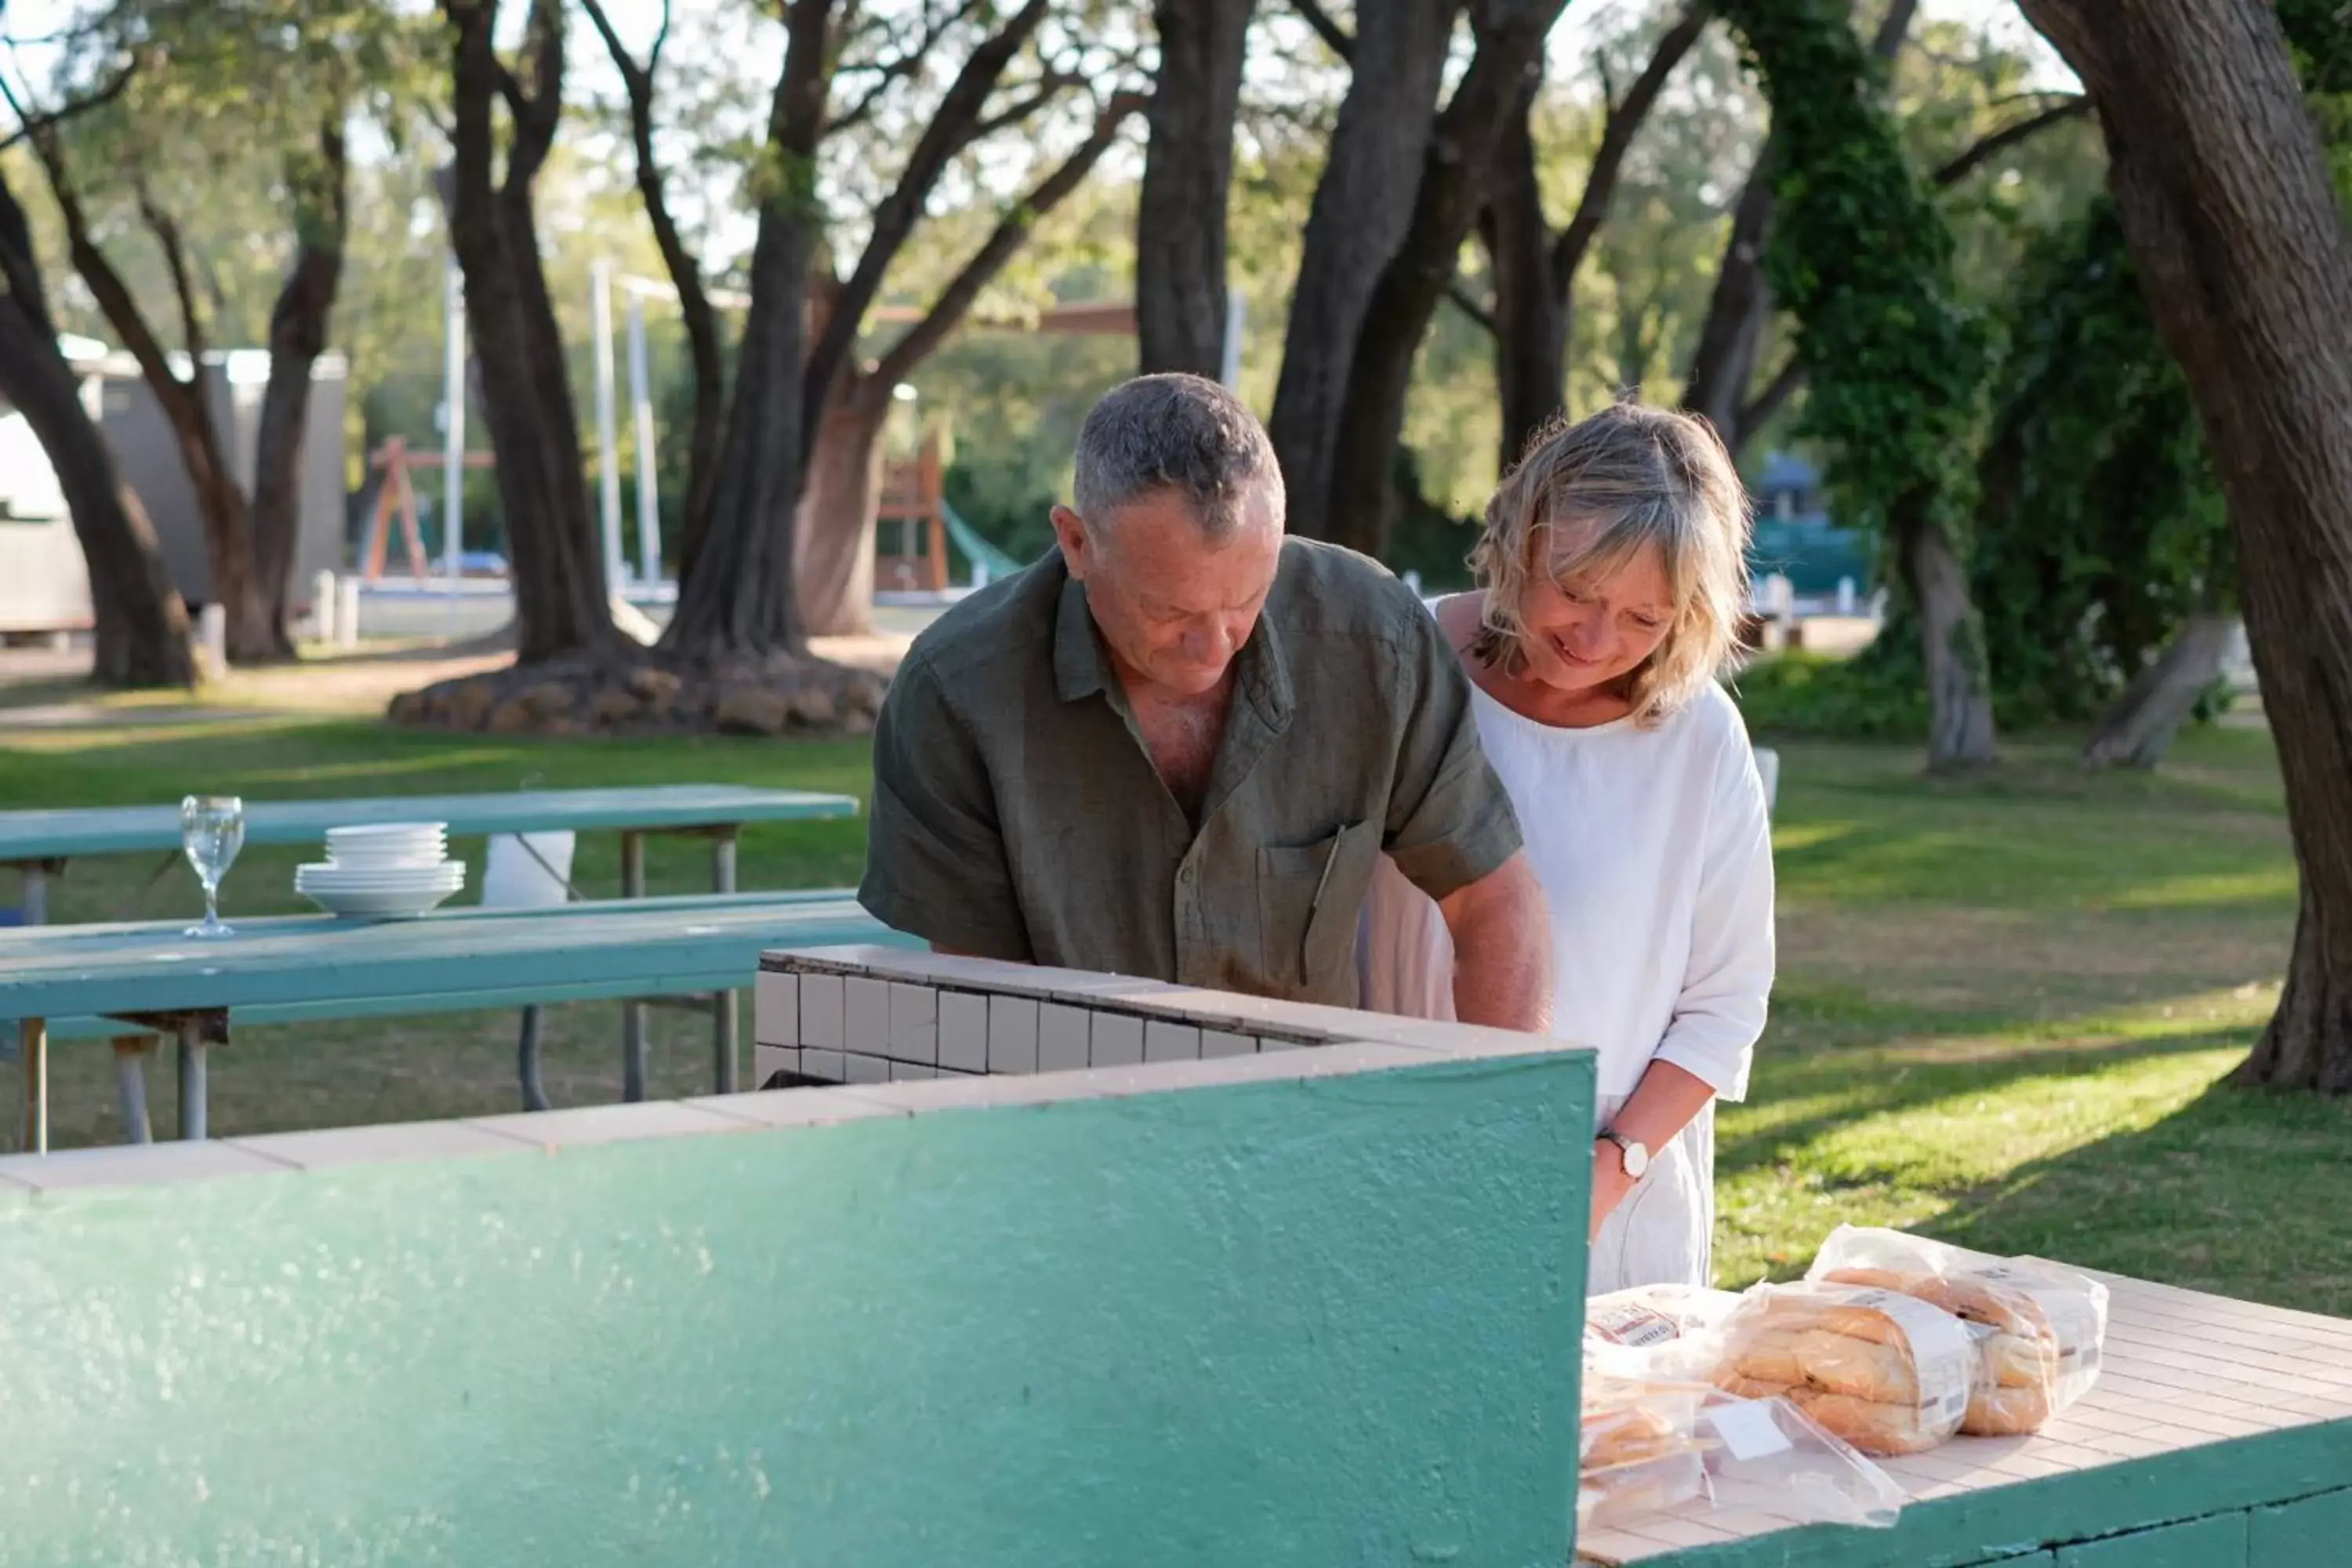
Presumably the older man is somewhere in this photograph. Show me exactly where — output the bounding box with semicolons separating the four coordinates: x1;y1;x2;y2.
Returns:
859;373;1551;1028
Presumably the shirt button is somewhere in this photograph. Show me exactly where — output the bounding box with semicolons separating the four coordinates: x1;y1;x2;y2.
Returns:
1178;866;1195;884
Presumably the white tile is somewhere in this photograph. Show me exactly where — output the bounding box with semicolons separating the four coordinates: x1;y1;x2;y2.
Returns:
232;1120;535;1171
681;1085;908;1130
938;990;989;1073
1145;1019;1200;1062
0;1140;298;1192
842;1040;1438;1116
753;971;799;1047
802;1048;847;1083
752;1044;800;1091
1256;1033;1310;1053
1201;1029;1256;1058
842;1051;891;1085
1038;1004;1091;1073
799;971;845;1050
844;977;891;1054
888;982;938;1064
468;1100;763;1150
889;1061;938;1082
989;994;1040;1074
1090;1009;1144;1067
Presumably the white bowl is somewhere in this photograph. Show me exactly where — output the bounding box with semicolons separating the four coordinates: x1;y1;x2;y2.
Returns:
326;847;448;871
297;862;465;889
299;884;463;919
326;821;448;841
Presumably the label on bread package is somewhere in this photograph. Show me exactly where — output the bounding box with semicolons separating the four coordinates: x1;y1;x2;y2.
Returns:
1589;1299;1686;1348
1829;1287;1976;1429
1971;1264;2105;1394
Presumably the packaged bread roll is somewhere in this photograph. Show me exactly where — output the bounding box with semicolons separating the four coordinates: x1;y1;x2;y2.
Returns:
1709;1282;1978;1454
1806;1225;2108;1432
1577;1374;1708;1527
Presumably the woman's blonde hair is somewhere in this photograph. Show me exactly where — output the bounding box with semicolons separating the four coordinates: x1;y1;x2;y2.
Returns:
1468;401;1753;727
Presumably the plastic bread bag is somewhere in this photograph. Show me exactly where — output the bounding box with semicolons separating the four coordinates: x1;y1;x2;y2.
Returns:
1585;1285;1744;1384
1578;1373;1710;1530
1691;1389;1907;1530
1805;1225;2109;1431
1708;1281;1980;1454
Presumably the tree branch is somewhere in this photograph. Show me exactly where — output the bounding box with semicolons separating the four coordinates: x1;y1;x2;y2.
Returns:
1551;8;1705;299
0;53;139;154
134;182;207;368
870;90;1147;390
801;0;1052;448
826;0;987;136
1871;0;1920;63
1737;353;1803;439
1290;0;1354;61
1933;95;2092;187
1446;279;1497;337
971;68;1084;140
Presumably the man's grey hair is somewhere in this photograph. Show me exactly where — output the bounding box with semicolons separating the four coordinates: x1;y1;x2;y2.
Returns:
1071;373;1284;539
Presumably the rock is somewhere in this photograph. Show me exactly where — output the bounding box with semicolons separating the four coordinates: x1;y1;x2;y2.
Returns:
518;680;577;720
841;707;876;736
540;717;587;738
448;679;498;730
789;684;839;728
626;666;684;702
387;690;426;725
590;687;644;728
486;696;539;735
715;684;793;735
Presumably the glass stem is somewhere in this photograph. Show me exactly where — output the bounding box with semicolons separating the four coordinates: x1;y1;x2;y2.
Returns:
205;882;220;928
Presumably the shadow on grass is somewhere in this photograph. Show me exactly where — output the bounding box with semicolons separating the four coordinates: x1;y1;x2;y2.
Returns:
1923;1073;2352;1316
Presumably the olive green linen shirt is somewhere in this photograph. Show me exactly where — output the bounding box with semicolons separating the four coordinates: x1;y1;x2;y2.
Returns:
857;539;1524;1006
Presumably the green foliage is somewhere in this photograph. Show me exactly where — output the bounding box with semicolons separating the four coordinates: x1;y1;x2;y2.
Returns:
1715;0;1985;569
1730;646;1929;741
1969;198;2229;726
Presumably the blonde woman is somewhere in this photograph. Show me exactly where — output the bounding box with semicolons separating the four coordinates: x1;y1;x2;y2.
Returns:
1359;402;1775;1294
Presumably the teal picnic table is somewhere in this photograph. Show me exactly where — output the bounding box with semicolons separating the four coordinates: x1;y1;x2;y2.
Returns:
0;784;862;1108
0;891;907;1153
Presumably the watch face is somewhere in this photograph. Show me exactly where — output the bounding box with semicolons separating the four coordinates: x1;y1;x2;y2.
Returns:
1621;1141;1650;1179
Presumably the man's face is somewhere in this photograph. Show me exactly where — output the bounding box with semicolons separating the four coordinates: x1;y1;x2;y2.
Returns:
1052;483;1283;699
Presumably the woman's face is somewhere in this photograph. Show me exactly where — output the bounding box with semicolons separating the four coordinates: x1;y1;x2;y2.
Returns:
1512;536;1677;699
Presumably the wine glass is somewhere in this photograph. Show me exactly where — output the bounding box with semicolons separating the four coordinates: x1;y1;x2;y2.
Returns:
181;794;245;938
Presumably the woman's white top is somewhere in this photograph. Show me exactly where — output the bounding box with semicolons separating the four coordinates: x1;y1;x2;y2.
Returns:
1359;678;1777;1103
1358;677;1776;1292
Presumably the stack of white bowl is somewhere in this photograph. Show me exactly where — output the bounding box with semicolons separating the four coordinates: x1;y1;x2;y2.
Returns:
296;822;466;918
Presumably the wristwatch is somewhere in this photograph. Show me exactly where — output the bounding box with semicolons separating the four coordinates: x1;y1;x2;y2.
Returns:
1598;1129;1650;1180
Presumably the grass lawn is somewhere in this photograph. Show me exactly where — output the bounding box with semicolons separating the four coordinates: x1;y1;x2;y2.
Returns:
3;702;2343;1313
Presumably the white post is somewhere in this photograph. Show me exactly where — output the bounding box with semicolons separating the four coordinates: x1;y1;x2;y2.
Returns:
195;604;227;680
441;256;466;589
311;569;338;643
626;285;661;586
337;577;361;648
593;258;624;590
1219;289;1246;390
1836;575;1857;616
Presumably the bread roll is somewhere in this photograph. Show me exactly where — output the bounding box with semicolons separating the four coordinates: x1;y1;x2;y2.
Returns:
1727;1326;1924;1405
1965;1380;2053;1436
1779;1389;1946;1455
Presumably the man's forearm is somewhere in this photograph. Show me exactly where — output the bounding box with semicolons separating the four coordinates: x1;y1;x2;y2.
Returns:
1438;853;1554;1033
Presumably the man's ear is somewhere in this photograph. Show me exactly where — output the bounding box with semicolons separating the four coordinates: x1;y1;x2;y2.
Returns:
1050;504;1091;581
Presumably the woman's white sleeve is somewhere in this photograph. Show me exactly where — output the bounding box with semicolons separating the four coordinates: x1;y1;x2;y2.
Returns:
1650;735;1777;1102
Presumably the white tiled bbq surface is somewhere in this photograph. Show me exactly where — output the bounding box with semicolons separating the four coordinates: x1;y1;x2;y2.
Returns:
754;944;1554;1088
1575;1270;2352;1563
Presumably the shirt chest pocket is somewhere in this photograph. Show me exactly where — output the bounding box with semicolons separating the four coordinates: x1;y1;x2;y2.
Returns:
1255;820;1380;1001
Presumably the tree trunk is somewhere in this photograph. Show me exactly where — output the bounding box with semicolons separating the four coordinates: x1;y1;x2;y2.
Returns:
445;0;615;665
1138;0;1255;378
1483;86;1565;473
793;388;890;637
2016;0;2352;1090
662;0;834;659
0;285;194;686
2083;609;2231;768
1323;0;1573;558
1896;502;1997;769
252;119;347;656
1266;0;1460;544
1681;149;1777;448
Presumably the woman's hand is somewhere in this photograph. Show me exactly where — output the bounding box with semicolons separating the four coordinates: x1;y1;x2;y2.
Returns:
1590;1138;1639;1240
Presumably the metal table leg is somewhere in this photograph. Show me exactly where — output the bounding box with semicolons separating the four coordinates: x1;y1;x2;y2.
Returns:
20;862;53;925
20;1019;46;1155
113;1036;154;1143
712;829;739;1095
177;1018;209;1140
620;830;648;1102
517;1005;549;1112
